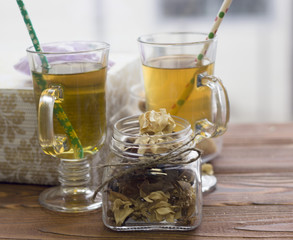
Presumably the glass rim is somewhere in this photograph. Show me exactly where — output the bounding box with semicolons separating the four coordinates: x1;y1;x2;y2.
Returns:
111;114;195;159
113;114;192;139
137;32;217;46
26;41;110;55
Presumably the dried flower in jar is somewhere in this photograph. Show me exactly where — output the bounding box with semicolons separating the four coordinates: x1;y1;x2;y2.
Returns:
106;167;197;226
134;108;177;154
104;109;200;227
139;108;176;135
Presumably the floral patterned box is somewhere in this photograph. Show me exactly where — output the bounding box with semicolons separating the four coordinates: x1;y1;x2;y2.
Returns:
0;89;59;184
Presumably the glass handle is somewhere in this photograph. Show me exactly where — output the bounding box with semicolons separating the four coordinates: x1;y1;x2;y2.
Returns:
194;74;230;142
38;86;68;155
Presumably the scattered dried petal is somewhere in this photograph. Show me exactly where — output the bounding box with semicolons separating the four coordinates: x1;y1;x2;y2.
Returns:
202;163;214;175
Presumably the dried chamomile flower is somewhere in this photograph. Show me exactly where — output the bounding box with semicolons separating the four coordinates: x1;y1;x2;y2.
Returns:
133;109;177;154
139;108;176;135
134;134;176;154
202;163;214;175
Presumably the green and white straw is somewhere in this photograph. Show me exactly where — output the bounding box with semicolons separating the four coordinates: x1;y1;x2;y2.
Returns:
16;0;49;69
170;0;233;115
16;0;84;159
197;0;233;64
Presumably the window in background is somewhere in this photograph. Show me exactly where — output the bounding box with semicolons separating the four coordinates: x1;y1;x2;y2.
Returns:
161;0;269;18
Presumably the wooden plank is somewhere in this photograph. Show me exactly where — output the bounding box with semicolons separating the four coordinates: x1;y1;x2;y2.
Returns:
213;145;293;174
1;123;293;239
224;123;293;146
198;205;293;239
1;204;293;239
211;123;293;174
204;173;293;206
1;183;293;239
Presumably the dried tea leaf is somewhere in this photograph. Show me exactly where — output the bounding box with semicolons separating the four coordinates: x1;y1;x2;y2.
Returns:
144;191;170;203
178;180;192;191
150;200;171;209
139;179;173;196
132;199;149;222
139;188;147;198
112;199;134;226
156;206;174;215
173;206;182;219
109;190;131;202
166;213;175;223
178;169;195;184
149;200;175;222
186;188;196;218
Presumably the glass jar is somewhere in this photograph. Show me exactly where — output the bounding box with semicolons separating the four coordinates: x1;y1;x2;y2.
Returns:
102;115;202;231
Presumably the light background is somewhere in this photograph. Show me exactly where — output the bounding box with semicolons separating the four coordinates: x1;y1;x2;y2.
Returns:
1;0;292;123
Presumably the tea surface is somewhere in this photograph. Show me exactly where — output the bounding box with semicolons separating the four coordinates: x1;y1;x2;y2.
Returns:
143;55;214;127
33;62;106;159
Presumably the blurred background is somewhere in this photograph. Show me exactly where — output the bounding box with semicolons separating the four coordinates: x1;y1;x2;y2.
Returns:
1;0;292;123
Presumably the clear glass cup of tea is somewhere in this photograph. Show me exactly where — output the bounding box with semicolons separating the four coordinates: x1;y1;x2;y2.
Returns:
137;32;230;191
27;41;110;212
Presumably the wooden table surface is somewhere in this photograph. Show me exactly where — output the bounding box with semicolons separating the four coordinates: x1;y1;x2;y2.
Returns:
1;123;293;239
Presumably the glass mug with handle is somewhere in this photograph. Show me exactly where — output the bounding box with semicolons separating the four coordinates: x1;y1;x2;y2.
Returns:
137;32;229;161
27;41;110;212
137;32;229;192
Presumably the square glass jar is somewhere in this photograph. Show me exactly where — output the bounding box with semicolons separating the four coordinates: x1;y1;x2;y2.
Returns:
102;115;202;231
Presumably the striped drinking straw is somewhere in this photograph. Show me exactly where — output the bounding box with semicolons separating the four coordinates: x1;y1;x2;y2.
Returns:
170;0;233;115
16;0;84;159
